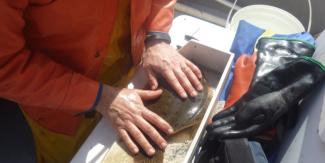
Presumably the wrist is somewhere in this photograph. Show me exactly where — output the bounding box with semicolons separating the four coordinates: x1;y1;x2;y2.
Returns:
96;85;117;115
146;39;169;49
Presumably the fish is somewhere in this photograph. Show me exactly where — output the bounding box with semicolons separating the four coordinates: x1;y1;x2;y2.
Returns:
146;78;213;134
131;78;213;162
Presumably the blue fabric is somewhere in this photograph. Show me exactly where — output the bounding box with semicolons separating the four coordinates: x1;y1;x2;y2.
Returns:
248;141;269;163
230;20;265;61
221;20;264;101
273;32;315;45
220;21;265;101
221;21;315;102
219;69;233;100
90;82;103;111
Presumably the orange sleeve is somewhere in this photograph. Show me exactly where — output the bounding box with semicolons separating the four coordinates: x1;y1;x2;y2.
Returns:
0;1;99;114
146;0;177;32
224;53;257;108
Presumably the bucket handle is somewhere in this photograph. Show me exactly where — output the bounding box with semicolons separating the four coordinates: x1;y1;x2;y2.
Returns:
225;0;312;33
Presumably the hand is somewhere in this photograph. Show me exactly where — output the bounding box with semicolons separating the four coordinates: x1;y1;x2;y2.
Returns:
207;58;325;140
207;91;287;139
96;85;174;156
141;40;203;98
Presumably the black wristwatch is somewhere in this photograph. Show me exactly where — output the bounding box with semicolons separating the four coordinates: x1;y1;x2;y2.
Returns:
145;32;171;44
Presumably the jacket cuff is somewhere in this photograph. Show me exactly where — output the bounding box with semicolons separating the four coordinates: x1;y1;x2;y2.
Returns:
59;73;99;114
76;82;103;117
301;56;325;71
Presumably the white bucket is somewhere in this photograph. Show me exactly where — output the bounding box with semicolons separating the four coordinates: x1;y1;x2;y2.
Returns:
229;5;306;34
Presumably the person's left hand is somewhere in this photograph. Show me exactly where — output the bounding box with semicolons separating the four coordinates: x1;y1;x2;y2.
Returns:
141;40;203;98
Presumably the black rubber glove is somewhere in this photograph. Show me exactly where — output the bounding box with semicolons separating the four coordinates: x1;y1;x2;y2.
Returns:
253;37;315;84
207;57;325;139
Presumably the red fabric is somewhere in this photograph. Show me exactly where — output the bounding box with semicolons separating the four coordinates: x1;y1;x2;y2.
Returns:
0;0;176;135
225;53;257;108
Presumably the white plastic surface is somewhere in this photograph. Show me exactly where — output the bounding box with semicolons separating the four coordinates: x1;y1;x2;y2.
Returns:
314;30;325;64
71;15;235;163
315;30;325;143
170;15;235;52
230;5;305;34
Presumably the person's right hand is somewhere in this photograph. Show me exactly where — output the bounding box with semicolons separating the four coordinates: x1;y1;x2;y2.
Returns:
96;85;174;156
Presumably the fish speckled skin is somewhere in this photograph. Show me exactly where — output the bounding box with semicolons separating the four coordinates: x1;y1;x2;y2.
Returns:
146;78;213;134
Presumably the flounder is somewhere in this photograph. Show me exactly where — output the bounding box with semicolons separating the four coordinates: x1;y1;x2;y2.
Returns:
146;78;213;134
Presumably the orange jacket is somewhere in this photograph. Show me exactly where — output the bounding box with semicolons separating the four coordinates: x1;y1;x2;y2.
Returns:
0;0;176;135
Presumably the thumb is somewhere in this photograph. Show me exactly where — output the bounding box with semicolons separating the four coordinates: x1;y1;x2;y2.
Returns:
147;69;158;90
135;89;163;101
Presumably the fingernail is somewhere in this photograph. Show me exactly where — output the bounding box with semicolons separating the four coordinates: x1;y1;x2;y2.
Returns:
197;85;203;91
148;148;155;155
133;148;139;154
191;91;197;96
168;128;174;134
182;92;188;98
161;142;167;149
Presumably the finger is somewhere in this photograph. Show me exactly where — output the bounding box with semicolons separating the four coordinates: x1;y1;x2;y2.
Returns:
117;128;139;154
207;122;236;140
182;65;203;91
142;108;174;135
160;68;187;98
218;124;264;139
186;60;202;79
208;116;236;130
126;121;155;156
135;89;163;101
212;106;238;121
174;68;197;97
147;69;158;90
134;115;167;149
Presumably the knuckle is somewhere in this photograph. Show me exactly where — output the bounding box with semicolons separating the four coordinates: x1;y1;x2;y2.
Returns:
120;113;131;120
147;128;156;136
119;132;127;139
143;125;152;132
115;119;125;127
183;83;191;90
134;109;142;115
182;79;192;89
182;66;191;73
132;131;142;140
175;84;184;92
160;66;169;73
194;67;201;73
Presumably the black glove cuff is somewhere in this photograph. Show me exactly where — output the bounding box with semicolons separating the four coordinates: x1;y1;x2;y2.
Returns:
301;56;325;71
145;32;171;44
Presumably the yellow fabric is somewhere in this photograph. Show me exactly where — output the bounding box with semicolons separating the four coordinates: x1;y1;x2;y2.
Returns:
23;111;101;163
99;0;134;86
25;1;135;163
254;29;275;52
261;29;275;37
